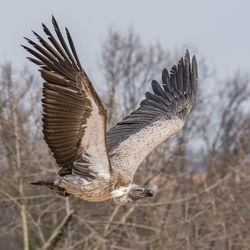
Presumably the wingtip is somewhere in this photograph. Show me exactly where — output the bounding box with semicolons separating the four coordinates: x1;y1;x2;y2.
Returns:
23;37;33;45
21;45;33;54
51;15;59;30
192;55;197;63
162;68;168;75
151;79;158;87
170;64;177;77
31;30;38;37
51;14;56;23
192;55;198;77
65;27;70;35
178;56;184;67
185;49;190;64
162;68;169;82
65;27;71;38
21;44;27;50
42;23;47;32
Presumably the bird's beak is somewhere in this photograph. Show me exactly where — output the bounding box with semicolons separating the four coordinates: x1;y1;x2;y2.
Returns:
143;188;153;197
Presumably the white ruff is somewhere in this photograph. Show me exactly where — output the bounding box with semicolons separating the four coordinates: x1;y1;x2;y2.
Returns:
111;186;131;198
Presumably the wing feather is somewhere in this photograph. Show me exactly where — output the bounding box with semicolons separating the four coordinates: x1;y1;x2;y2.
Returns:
23;16;111;179
107;50;198;180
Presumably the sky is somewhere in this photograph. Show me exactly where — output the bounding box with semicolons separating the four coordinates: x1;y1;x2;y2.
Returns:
1;0;250;82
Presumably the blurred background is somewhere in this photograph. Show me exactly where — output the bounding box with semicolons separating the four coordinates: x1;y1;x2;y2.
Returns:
0;0;249;249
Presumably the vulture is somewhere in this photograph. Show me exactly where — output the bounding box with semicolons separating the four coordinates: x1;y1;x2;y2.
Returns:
23;17;198;205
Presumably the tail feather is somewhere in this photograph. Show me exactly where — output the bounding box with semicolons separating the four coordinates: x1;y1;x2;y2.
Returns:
31;179;70;197
31;179;55;186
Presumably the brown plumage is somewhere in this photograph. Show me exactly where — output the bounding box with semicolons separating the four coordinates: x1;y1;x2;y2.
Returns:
24;16;198;205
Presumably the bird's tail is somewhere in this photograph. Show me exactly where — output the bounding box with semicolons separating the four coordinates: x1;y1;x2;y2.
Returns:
31;180;70;197
31;179;55;187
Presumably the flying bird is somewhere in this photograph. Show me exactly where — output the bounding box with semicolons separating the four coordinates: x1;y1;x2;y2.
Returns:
23;17;198;205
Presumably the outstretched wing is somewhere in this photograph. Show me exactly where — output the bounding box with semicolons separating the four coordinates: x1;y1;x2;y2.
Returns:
23;16;111;179
107;51;198;181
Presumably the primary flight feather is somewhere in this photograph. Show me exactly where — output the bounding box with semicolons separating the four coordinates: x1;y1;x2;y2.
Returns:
23;16;198;205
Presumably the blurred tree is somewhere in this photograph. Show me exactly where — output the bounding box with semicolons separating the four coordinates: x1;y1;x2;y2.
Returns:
0;28;249;250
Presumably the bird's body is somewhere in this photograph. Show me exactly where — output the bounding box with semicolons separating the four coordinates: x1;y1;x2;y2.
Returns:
23;16;198;205
54;167;130;202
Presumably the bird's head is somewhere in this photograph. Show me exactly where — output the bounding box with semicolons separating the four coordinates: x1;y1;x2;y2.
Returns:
112;184;153;205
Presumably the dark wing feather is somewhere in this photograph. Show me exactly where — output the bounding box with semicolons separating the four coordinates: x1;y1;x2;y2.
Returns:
23;16;111;179
107;50;198;180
